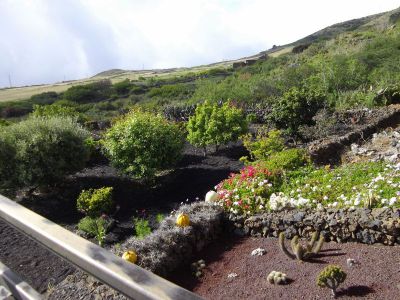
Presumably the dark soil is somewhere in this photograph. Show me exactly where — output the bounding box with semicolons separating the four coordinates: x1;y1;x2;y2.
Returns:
170;235;400;300
0;142;246;294
0;219;75;293
19;142;245;226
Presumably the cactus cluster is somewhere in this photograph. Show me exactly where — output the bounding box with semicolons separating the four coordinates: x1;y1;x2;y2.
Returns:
191;259;206;278
278;231;324;261
267;271;288;285
317;265;347;298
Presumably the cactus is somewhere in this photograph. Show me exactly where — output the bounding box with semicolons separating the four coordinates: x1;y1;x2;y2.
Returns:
279;231;324;261
317;265;347;298
267;271;288;285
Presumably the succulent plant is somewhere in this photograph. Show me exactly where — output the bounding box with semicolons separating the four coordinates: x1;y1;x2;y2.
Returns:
191;259;206;277
317;265;347;298
267;271;288;285
279;231;324;261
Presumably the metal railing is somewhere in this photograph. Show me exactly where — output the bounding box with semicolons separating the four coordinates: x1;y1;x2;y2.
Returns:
0;260;41;300
0;194;203;300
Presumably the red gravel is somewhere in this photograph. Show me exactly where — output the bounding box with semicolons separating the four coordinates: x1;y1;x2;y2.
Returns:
170;235;400;299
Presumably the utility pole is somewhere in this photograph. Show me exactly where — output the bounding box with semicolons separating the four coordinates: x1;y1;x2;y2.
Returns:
8;73;12;88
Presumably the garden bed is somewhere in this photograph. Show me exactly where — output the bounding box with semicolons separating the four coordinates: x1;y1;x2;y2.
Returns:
170;235;400;299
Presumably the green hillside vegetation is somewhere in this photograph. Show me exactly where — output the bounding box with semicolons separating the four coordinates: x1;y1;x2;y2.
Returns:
1;7;400;132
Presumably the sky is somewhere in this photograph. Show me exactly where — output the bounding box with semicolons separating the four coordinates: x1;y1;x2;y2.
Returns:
0;0;399;88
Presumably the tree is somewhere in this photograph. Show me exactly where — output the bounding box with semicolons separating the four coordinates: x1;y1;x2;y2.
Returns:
102;109;184;179
187;100;248;155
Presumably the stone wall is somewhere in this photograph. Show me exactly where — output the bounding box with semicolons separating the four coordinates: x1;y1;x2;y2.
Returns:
227;208;400;245
114;202;224;277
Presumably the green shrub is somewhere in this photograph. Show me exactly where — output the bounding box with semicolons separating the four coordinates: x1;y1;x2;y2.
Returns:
31;104;83;120
269;87;326;135
77;187;113;216
102;109;184;179
113;79;132;95
187;100;248;155
77;216;107;246
0;119;10;127
148;84;193;99
63;80;112;103
156;213;164;224
133;217;151;239
0;117;90;190
261;148;310;172
242;129;285;161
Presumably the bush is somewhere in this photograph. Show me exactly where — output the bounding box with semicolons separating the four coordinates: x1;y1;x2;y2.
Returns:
77;216;109;246
31;104;84;121
0;119;10;127
102;109;184;179
148;84;193;99
63;80;112;103
269;87;326;135
0;117;90;190
187;100;248;155
77;187;113;216
215;165;281;215
261;148;310;172
242;129;285;161
133;217;152;239
113;79;132;95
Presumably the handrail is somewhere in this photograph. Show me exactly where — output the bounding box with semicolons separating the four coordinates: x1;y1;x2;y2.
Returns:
0;194;203;300
0;260;42;300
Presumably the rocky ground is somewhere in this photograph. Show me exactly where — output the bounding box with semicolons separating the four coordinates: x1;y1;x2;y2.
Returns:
170;235;400;300
344;125;400;163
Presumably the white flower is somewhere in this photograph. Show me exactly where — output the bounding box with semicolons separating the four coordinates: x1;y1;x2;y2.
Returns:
389;197;397;206
234;195;240;200
323;196;328;201
258;181;264;187
326;185;332;189
312;186;318;192
332;202;338;207
259;205;264;210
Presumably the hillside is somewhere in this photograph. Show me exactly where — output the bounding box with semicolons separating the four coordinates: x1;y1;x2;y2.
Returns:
0;6;398;104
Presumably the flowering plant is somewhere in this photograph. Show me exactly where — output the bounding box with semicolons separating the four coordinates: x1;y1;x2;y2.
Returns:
216;165;279;215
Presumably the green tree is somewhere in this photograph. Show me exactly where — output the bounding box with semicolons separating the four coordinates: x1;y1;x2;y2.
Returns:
102;109;184;179
187;100;248;155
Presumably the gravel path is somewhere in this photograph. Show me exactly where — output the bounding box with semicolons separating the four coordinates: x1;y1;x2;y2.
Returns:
0;219;75;294
170;235;400;300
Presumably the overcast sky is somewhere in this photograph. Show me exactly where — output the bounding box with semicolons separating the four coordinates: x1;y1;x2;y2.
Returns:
0;0;399;88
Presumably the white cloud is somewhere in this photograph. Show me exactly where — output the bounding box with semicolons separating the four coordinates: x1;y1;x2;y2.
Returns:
0;0;399;87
